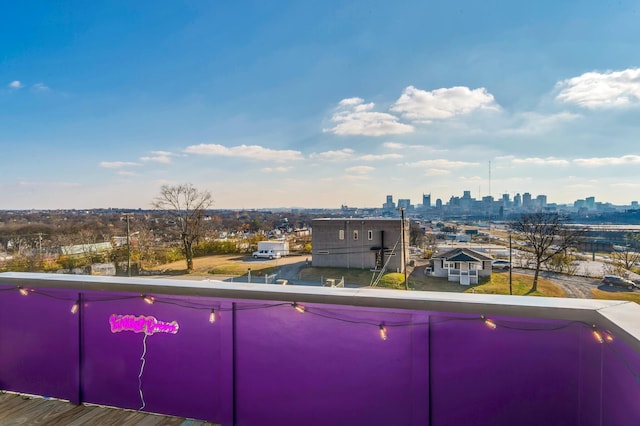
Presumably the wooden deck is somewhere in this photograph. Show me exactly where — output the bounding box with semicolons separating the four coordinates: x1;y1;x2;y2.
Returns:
0;392;219;425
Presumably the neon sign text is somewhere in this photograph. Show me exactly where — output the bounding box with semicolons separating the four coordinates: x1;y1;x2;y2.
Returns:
109;314;179;335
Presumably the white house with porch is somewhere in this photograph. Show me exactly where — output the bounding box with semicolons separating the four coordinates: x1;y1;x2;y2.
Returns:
429;248;493;285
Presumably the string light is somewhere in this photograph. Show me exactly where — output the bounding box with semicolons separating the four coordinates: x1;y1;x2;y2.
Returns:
8;284;640;384
291;302;306;313
592;325;604;344
604;331;614;343
379;325;388;340
481;315;497;330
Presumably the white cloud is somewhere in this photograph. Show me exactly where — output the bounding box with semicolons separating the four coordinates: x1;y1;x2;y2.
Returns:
346;165;374;174
404;159;479;168
117;171;137;176
309;148;354;161
99;161;141;169
512;157;570;166
185;144;303;162
573;155;640;167
324;98;414;136
8;80;23;89
262;166;291;172
425;169;451;176
383;142;404;150
359;153;403;161
556;68;640;108
140;151;175;164
391;85;500;123
31;83;49;92
382;141;433;151
499;111;581;136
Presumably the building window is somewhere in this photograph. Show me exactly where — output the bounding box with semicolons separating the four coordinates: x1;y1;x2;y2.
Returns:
339;230;344;240
368;230;373;240
353;230;358;240
444;261;453;269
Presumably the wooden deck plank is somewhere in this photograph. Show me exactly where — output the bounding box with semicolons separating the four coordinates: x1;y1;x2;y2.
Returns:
0;393;218;425
0;396;47;421
2;397;77;425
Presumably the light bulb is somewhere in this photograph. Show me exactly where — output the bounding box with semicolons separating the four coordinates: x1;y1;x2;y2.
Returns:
481;315;497;330
592;328;604;344
209;309;216;324
379;325;388;340
18;287;29;296
143;295;154;305
291;302;306;313
71;301;80;314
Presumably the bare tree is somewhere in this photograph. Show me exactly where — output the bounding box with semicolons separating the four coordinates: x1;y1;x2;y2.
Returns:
511;212;581;292
610;233;640;273
153;184;213;271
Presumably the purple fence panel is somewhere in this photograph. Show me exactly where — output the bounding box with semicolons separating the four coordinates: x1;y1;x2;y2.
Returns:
234;302;429;426
80;291;225;423
601;336;640;425
430;315;581;426
0;285;79;402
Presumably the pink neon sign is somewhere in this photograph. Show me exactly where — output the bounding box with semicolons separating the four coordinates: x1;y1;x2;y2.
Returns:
109;314;179;335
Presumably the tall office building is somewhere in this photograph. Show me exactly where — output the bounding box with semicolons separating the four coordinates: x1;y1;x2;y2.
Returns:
422;193;431;208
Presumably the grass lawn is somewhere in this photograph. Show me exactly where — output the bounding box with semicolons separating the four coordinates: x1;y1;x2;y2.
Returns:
591;288;640;304
409;269;565;297
467;272;565;297
153;254;300;277
301;266;565;297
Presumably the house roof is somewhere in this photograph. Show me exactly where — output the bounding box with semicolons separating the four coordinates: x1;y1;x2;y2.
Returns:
433;247;493;262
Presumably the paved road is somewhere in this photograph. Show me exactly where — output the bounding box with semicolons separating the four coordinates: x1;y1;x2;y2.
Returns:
513;268;599;298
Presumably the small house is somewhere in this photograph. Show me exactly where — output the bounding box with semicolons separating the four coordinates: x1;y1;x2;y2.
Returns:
429;248;493;285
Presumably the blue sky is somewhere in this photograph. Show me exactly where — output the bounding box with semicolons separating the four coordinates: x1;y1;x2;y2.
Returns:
2;1;640;209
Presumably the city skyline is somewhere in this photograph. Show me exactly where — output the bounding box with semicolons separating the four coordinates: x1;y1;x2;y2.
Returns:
2;2;640;210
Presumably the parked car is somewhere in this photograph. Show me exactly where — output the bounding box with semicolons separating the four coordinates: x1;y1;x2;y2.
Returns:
601;275;637;290
491;260;511;270
252;249;281;260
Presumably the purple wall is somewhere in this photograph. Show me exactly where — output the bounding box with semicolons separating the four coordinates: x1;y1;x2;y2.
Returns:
0;287;79;402
1;283;640;426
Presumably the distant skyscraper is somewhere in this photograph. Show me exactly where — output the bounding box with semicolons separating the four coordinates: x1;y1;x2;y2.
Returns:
462;190;472;199
383;195;395;211
514;193;522;208
422;193;431;208
397;199;411;210
436;198;442;209
586;196;595;209
536;195;547;207
523;192;532;208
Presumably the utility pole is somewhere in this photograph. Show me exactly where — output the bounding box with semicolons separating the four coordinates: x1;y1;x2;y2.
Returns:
509;233;513;295
401;208;408;290
123;213;133;277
